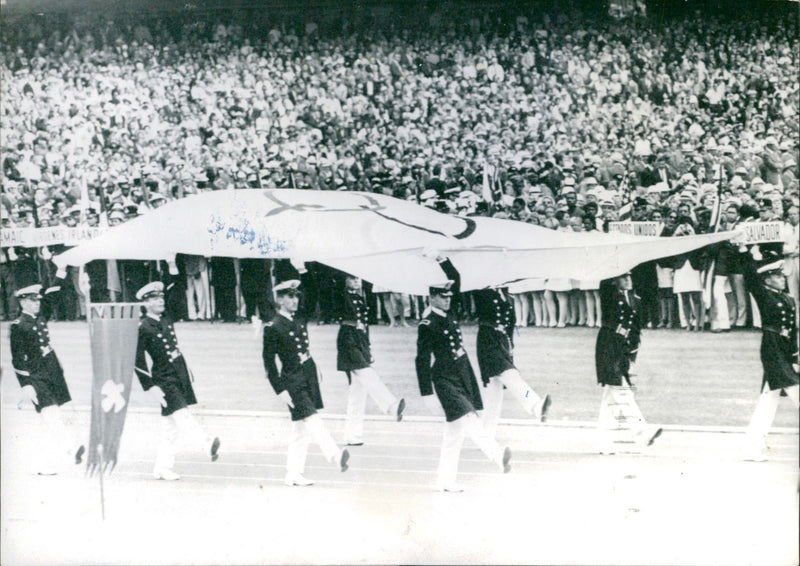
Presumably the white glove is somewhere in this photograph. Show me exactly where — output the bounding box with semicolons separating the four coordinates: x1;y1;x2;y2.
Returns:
290;257;308;274
151;386;168;408
167;258;179;275
79;271;91;296
793;364;799;374
423;395;440;413
40;246;52;260
277;390;294;409
421;247;444;262
8;248;17;261
55;267;68;279
750;247;762;261
21;384;38;405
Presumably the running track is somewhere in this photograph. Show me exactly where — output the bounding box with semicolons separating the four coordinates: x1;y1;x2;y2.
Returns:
1;321;797;565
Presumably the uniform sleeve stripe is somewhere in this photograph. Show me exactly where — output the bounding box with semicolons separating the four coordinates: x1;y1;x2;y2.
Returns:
134;366;152;377
13;368;30;376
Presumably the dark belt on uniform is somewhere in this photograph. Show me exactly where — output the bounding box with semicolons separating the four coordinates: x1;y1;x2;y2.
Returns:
340;320;366;332
763;326;792;338
479;323;507;332
601;323;631;337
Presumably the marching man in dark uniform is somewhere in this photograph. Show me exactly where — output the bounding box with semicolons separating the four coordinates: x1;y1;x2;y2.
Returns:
416;258;511;492
595;272;662;454
338;273;405;446
264;279;350;486
473;282;552;436
134;274;221;481
10;279;85;474
741;249;799;461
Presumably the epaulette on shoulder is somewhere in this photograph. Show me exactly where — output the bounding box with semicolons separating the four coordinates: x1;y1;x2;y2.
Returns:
419;319;431;326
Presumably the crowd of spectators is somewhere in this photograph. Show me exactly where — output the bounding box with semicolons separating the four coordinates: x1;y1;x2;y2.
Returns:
1;3;797;329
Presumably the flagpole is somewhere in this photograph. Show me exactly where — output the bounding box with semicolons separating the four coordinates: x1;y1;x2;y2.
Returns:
702;164;725;321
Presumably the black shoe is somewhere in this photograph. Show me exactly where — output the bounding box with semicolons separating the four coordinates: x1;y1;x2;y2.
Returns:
340;449;350;472
540;394;552;422
210;437;221;462
502;447;512;473
647;428;663;447
396;398;406;422
75;445;85;465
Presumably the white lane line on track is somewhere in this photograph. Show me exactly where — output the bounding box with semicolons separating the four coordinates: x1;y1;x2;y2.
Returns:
117;452;800;470
108;463;800;492
7;404;797;435
112;472;442;491
176;443;800;456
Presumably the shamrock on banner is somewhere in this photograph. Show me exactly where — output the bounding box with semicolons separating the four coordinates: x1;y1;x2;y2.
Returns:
87;304;140;475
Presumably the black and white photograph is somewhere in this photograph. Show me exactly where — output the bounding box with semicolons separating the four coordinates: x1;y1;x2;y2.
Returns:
0;0;798;564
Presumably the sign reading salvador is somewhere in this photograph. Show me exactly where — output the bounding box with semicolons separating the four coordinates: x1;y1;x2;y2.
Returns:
739;221;784;244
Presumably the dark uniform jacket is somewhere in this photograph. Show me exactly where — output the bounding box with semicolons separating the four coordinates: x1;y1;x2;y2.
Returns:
743;256;799;391
595;278;641;386
416;258;484;421
10;283;71;412
263;313;323;421
416;307;484;422
337;289;372;378
474;288;516;382
135;313;197;416
708;240;735;277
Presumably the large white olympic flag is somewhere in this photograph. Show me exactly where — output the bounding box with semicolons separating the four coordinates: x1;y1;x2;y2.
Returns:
54;189;737;295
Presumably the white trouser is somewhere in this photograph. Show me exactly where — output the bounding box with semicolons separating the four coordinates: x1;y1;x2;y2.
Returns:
531;292;544;326
343;367;398;444
38;405;78;472
749;293;761;328
287;414;341;475
745;384;799;451
729;273;748;327
186;270;211;320
482;369;542;437
556;292;569;326
585;291;597;327
437;412;504;489
597;385;648;451
543;290;557;326
512;293;528;327
785;257;799;323
710;275;731;331
154;408;212;472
